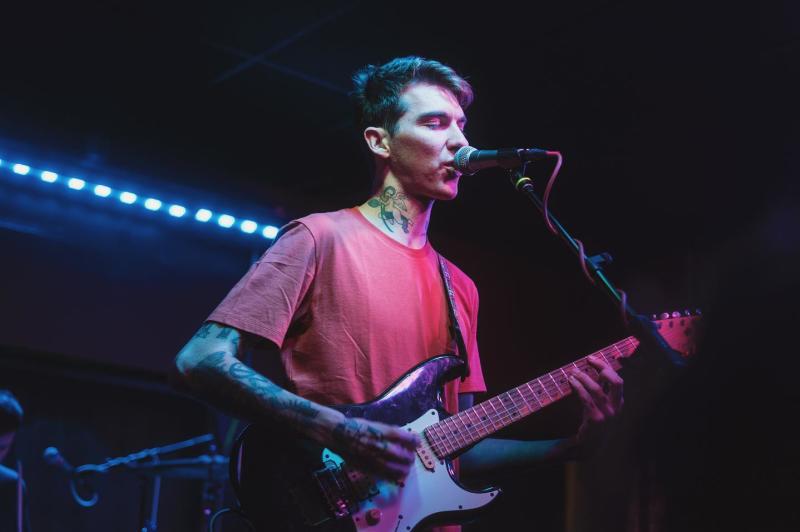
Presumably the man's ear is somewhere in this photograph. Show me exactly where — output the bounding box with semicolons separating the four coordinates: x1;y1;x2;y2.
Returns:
364;127;390;159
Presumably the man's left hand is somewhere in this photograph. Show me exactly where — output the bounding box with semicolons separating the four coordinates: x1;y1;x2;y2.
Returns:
568;355;624;450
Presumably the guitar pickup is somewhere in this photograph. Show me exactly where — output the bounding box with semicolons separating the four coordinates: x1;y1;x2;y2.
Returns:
416;435;437;471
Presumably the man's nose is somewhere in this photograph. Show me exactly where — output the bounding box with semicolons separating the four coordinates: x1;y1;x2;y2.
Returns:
448;124;468;151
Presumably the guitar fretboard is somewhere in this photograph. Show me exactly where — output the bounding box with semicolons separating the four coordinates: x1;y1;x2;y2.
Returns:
423;336;640;458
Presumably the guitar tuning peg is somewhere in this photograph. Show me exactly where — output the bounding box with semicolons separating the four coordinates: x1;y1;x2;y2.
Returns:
695;308;702;315
659;312;670;320
683;309;692;316
671;311;681;318
650;314;658;321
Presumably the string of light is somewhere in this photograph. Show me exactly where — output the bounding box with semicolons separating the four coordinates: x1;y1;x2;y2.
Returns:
0;157;280;239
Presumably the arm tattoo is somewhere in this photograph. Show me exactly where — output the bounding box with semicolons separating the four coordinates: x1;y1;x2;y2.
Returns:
366;186;413;234
216;327;234;339
192;350;320;428
194;323;214;339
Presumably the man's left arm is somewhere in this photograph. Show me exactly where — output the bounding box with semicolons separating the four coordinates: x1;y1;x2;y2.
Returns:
458;356;624;482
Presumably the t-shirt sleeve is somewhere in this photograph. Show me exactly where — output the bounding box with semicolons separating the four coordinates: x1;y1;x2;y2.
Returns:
459;282;487;394
207;221;316;347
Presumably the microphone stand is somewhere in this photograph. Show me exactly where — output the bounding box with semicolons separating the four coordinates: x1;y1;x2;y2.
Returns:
70;433;218;532
509;166;687;369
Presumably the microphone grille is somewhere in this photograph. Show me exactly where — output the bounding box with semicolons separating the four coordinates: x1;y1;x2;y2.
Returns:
454;146;476;174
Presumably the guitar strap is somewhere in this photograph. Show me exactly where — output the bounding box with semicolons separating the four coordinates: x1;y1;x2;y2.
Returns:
437;254;470;380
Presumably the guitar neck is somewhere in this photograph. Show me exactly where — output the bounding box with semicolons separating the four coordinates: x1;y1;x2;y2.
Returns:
424;336;640;458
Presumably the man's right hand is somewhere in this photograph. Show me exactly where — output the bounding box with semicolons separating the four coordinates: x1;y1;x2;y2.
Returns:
324;414;420;482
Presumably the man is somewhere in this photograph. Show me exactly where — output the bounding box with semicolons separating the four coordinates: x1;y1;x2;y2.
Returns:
174;56;623;528
1;389;30;532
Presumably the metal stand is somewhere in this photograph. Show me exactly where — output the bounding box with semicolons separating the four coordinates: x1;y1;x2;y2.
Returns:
510;167;686;369
68;434;229;531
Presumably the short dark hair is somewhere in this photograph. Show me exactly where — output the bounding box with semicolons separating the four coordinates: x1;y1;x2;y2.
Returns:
0;390;23;434
351;56;474;135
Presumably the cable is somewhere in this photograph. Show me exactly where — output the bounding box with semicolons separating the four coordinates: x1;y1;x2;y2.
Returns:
541;151;563;234
208;507;257;532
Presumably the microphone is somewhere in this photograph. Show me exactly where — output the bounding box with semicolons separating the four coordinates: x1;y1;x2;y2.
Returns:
43;447;74;474
454;146;551;175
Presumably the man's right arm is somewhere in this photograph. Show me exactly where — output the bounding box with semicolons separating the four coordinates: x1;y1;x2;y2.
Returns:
172;321;418;480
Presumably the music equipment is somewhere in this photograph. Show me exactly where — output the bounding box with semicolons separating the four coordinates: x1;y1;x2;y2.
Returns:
230;313;699;531
453;146;552;174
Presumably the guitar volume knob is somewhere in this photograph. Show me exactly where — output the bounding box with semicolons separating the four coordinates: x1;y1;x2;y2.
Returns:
366;508;382;525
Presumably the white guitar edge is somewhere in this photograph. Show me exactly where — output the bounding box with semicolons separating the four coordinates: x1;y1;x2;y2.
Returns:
322;409;500;531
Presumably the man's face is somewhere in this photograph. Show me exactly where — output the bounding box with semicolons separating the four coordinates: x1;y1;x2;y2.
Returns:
0;431;15;463
385;83;469;201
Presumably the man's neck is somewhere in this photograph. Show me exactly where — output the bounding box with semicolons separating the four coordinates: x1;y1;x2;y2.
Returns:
357;181;432;249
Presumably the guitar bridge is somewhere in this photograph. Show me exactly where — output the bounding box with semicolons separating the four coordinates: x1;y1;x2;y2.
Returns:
313;459;377;519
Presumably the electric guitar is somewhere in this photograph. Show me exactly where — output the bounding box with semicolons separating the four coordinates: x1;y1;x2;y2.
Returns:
230;312;699;531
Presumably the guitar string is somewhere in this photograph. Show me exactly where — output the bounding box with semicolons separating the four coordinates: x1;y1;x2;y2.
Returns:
426;321;696;456
425;341;639;457
424;339;639;456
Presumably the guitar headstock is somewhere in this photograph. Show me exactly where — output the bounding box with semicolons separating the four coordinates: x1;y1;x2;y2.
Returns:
650;310;702;357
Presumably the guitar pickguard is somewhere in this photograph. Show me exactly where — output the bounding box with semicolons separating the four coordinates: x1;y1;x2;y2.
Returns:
322;409;500;531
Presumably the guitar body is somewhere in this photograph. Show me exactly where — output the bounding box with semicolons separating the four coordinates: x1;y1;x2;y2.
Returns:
230;355;501;531
230;313;699;531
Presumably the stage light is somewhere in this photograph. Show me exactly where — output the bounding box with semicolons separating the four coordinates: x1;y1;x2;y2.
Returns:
240;220;257;233
67;178;86;190
168;204;186;218
262;225;279;239
0;152;282;242
93;184;112;197
13;164;31;175
218;214;235;228
144;198;162;211
40;171;58;183
195;209;212;222
120;191;137;204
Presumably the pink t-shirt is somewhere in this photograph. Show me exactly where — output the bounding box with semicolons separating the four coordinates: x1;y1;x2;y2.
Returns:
208;207;486;413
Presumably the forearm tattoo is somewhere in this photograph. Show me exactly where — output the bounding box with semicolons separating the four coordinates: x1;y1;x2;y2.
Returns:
191;348;320;429
366;186;413;234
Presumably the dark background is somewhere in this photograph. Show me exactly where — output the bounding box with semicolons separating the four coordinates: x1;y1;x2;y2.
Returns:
0;1;797;530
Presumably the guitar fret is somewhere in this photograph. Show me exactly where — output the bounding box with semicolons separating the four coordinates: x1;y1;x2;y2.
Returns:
427;425;443;457
540;377;557;403
525;382;543;410
476;407;491;436
612;344;625;368
464;407;485;439
536;379;553;407
441;420;458;454
438;418;457;452
479;402;497;432
547;372;563;397
558;368;572;395
499;392;519;423
432;422;453;456
515;386;532;414
443;416;468;449
488;397;506;428
453;412;474;446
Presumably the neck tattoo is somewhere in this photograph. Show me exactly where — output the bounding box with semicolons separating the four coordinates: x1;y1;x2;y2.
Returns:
367;186;413;234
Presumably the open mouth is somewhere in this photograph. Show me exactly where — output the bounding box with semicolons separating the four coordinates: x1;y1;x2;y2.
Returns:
443;166;461;179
